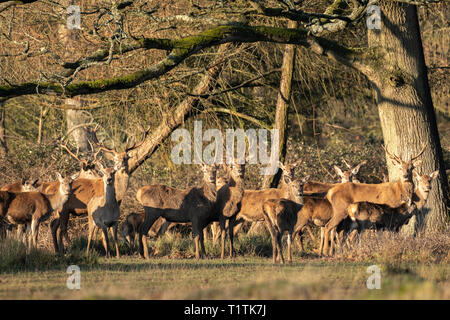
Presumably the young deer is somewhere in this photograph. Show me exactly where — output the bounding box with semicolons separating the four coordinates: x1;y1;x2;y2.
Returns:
86;164;121;258
230;160;303;237
322;145;426;256
120;213;172;248
345;170;439;242
213;159;246;259
136;163;218;260
303;160;366;194
4;173;78;249
262;162;306;264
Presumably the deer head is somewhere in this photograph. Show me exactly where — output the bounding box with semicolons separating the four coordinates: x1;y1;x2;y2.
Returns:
334;160;367;183
383;144;426;182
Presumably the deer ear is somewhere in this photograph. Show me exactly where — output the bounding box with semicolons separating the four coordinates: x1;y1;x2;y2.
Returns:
413;170;419;178
56;172;63;182
71;172;80;181
334;165;344;177
430;170;439;180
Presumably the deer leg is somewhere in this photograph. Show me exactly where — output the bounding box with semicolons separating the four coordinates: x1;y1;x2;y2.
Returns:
323;215;344;256
276;232;284;264
112;223;120;258
31;219;39;249
287;232;292;264
57;211;70;255
101;227;110;258
305;225;316;242
50;218;60;253
212;222;220;247
263;216;278;264
228;217;236;258
86;219;96;255
219;218;226;259
138;209;159;259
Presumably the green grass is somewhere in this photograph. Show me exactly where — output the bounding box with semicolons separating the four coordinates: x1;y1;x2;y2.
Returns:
0;232;448;299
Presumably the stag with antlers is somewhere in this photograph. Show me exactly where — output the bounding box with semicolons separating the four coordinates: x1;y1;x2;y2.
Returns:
321;145;426;256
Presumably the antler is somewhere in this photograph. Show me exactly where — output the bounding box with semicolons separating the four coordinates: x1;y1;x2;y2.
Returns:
410;144;427;162
342;159;352;169
61;142;89;167
382;145;403;164
125;124;151;153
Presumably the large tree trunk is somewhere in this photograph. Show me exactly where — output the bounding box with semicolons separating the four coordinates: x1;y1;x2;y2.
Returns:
58;18;91;152
368;1;448;234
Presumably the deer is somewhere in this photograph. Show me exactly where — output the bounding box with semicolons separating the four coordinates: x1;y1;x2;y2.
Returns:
3;172;78;250
292;160;367;253
86;163;121;258
344;170;439;243
49;140;138;254
321;145;426;256
136;163;218;260
231;160;302;228
0;178;39;193
262;162;306;264
119;213;174;248
212;159;246;259
303;160;366;194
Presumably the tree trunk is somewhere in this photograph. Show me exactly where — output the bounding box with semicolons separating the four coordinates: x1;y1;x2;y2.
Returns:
368;1;448;234
58;21;91;152
262;20;297;189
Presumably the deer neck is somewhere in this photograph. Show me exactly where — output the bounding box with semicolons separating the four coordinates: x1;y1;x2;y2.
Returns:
203;178;217;203
413;187;429;209
104;180;117;205
114;168;129;202
47;184;70;211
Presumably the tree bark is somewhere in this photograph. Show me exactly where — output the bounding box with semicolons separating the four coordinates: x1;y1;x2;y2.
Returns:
368;0;448;233
262;20;297;189
58;20;92;152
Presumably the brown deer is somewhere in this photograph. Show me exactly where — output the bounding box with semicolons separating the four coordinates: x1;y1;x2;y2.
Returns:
262;162;306;264
3;172;78;249
230;160;303;235
345;170;439;242
321;145;426;256
119;213;173;248
0;178;39;193
303;160;366;194
86;163;120;258
137;163;218;260
50;144;134;254
292;160;367;252
213;159;246;259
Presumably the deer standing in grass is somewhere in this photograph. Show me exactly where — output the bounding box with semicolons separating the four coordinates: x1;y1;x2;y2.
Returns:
262;162;306;264
295;160;367;252
345;170;439;243
86;163;121;258
321;145;426;256
3;173;78;250
49;146;134;254
213;159;246;259
137;163;218;260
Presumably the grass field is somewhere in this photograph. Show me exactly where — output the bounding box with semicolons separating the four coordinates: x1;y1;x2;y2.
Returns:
0;231;449;300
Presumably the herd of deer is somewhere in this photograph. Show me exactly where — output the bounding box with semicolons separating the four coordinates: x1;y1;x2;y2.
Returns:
0;141;439;264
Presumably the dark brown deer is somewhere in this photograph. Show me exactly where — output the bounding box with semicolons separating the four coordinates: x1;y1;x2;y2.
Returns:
322;145;426;256
137;163;218;260
3;173;78;249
